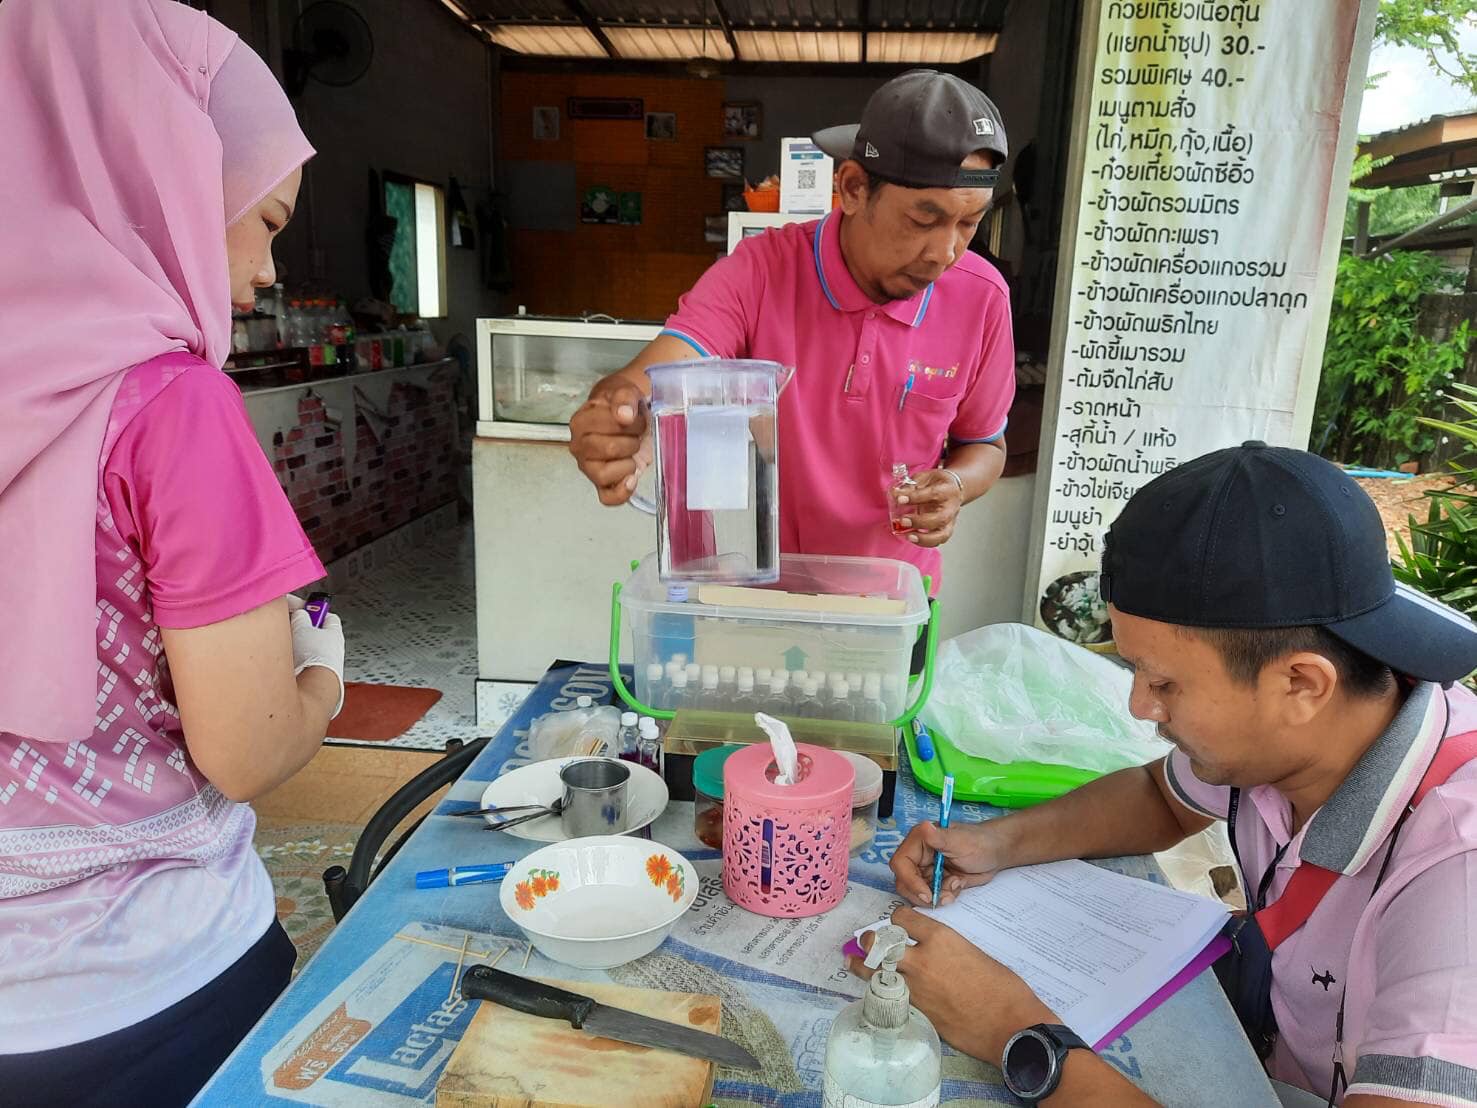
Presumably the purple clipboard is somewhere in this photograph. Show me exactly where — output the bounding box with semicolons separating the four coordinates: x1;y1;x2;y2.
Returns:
1090;933;1231;1050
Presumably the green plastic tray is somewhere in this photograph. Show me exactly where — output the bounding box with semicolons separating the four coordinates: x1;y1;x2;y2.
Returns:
903;721;1102;808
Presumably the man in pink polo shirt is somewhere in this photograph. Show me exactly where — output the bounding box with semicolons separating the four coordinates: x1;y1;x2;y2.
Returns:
875;444;1477;1107
568;70;1015;592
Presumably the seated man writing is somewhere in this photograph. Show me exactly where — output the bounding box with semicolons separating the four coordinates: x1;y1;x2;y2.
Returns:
863;442;1477;1107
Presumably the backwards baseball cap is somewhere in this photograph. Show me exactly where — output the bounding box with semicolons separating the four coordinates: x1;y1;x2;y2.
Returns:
811;69;1007;190
1100;441;1477;685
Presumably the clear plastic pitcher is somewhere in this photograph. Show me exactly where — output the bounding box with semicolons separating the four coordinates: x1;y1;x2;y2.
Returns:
629;359;792;584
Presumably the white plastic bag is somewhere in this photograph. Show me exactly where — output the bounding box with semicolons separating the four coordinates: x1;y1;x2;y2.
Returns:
527;705;621;761
920;622;1169;773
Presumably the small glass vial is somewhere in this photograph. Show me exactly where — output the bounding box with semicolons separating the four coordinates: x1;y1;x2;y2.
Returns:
644;662;666;711
700;666;721;709
858;675;887;724
637;717;662;773
731;670;757;714
617;711;641;762
763;673;791;714
669;668;692;711
718;665;738;705
888;462;919;534
830;680;856;722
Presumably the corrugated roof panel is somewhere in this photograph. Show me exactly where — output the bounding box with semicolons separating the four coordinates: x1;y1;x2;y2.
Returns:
734;29;863;60
604;24;735;58
486;23;609;55
867;29;995;61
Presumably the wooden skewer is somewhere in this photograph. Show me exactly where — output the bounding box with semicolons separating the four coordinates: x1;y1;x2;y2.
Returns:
488;944;510;969
522;942;533;969
394;931;502;962
449;932;472;1003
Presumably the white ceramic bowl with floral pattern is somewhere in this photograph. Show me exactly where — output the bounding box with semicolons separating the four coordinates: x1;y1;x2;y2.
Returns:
499;836;698;969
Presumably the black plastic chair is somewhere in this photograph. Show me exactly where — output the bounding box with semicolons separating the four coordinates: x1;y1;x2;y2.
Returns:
322;736;489;922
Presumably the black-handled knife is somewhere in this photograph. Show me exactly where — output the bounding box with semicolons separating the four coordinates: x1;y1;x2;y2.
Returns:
459;964;760;1071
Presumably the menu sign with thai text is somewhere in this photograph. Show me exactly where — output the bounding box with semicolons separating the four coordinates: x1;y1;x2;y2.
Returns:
1030;0;1370;643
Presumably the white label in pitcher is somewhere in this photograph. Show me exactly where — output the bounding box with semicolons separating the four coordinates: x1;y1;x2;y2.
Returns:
685;406;752;511
822;1074;940;1108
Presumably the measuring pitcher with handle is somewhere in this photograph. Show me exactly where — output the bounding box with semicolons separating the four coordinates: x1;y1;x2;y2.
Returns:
629;359;792;584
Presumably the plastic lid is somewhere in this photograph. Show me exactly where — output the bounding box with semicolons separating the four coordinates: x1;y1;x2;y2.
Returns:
847;672;863;687
738;674;754;691
621;711;638;726
804;679;819;696
693;744;742;799
720;665;737;682
702;664;719;680
576;695;593;708
811;670;828;684
738;666;754;680
667;584;689;602
639;718;660;736
835;680;851;698
672;671;689;688
793;669;809;684
646;663;664;680
770;674;788;692
702;670;719;689
673;653;689;665
756;667;773;682
840;751;884;805
686;663;702;681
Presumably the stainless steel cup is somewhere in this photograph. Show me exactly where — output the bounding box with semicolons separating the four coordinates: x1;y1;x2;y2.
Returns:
559;758;631;838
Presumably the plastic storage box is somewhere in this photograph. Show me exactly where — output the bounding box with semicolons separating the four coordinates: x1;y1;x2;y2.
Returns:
615;552;931;724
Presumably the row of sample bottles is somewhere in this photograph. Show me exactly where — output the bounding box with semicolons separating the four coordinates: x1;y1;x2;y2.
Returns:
642;656;896;722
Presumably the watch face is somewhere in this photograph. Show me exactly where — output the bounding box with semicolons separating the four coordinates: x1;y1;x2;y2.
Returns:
1005;1029;1057;1100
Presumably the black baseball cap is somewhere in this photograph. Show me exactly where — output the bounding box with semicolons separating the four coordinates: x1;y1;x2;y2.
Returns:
812;69;1007;190
1099;441;1477;685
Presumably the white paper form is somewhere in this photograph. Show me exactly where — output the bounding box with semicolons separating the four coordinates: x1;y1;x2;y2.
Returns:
918;859;1227;1044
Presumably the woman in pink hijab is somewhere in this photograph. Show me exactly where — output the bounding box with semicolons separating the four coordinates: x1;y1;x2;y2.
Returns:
0;1;346;1103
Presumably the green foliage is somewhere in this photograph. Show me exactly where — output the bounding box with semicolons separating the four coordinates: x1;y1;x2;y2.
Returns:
1375;0;1477;97
1395;382;1477;628
1315;250;1469;468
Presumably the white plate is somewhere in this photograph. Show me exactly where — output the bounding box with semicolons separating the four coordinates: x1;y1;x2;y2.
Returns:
479;757;669;842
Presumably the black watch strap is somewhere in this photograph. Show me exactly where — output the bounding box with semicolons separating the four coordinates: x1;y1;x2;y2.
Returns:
1002;1023;1091;1104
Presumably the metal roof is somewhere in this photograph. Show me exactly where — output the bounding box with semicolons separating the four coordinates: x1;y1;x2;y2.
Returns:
1359;110;1477;190
447;0;1008;61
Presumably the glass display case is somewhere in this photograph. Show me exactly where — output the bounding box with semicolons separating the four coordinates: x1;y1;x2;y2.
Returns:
477;315;662;429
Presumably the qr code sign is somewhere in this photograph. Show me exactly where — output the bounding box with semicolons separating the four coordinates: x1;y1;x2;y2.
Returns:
797;167;817;191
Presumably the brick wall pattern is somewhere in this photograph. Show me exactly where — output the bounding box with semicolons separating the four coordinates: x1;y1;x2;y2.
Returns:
270;370;458;562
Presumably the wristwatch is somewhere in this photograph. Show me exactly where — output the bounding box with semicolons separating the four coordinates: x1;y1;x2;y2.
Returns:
1001;1023;1091;1104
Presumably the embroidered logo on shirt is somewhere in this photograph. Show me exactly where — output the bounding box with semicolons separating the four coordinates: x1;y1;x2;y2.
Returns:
1311;968;1337;991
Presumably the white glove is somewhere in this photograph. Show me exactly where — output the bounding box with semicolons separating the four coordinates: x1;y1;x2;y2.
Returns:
291;608;346;719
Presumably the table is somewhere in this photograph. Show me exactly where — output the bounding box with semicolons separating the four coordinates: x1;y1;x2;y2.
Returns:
196;662;1277;1107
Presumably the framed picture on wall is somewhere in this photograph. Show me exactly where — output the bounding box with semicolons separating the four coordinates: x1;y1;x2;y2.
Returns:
721;183;746;212
704;215;728;243
705;146;744;179
645;112;677;141
722;102;762;140
532;106;559;141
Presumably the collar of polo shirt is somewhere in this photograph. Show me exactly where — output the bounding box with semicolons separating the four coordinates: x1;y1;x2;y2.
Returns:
811;211;935;329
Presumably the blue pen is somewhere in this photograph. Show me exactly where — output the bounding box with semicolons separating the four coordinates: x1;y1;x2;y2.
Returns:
931;775;955;907
912;718;935;762
898;368;916;412
416;862;514;889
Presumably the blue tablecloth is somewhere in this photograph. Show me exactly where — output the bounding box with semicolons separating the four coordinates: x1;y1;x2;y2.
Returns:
195;662;1276;1107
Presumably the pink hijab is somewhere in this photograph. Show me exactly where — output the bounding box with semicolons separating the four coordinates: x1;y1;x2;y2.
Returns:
0;0;314;743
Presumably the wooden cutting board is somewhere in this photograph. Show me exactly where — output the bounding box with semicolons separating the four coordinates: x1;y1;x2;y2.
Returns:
435;977;721;1108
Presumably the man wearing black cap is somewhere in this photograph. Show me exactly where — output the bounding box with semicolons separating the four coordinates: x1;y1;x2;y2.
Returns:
870;444;1477;1106
568;71;1015;596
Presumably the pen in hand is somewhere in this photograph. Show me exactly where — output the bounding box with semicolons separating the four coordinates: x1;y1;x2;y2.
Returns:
931;774;955;908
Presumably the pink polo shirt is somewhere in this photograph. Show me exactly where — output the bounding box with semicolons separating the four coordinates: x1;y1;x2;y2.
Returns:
663;213;1015;592
1165;681;1477;1105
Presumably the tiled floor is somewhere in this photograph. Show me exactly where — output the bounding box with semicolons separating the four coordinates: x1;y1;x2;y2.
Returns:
328;519;532;750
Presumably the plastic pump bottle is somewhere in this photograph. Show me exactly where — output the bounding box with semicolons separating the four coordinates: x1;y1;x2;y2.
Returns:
822;925;941;1107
